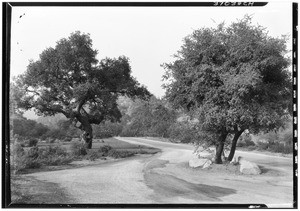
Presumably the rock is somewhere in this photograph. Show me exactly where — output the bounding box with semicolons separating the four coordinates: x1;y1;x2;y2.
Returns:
238;157;261;175
189;158;210;168
202;160;212;169
230;156;239;165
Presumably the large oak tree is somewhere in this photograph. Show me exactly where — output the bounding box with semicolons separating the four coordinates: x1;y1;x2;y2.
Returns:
13;31;151;148
163;16;292;163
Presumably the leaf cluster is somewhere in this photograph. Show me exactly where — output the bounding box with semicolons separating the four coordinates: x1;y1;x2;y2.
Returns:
13;31;151;126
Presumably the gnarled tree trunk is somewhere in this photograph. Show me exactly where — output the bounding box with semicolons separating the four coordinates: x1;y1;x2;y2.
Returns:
214;132;228;164
77;114;94;149
82;124;93;149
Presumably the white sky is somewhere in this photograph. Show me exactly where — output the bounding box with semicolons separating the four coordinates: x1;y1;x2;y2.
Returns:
9;2;293;119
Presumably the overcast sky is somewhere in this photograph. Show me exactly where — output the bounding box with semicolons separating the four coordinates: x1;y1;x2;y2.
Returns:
10;2;293;119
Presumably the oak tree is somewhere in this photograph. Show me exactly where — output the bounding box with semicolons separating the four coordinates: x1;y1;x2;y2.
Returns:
163;16;292;163
13;31;151;149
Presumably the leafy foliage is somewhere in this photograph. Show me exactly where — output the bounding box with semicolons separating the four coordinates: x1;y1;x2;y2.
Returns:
26;138;39;147
168;121;199;143
13;31;151;148
93;121;123;139
120;96;177;137
70;140;87;156
11;142;73;173
12;116;49;138
162;16;292;162
98;145;113;155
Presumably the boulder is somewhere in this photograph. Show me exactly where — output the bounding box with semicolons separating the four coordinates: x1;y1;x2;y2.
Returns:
238;157;261;175
202;160;212;169
189;158;210;168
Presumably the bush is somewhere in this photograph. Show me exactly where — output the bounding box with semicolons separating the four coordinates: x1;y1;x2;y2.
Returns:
244;139;255;147
27;138;38;147
38;145;72;165
12;143;25;157
22;157;42;169
12;145;41;172
256;140;292;154
237;133;255;147
11;144;73;173
27;146;39;159
98;145;113;156
119;126;139;137
93;121;123;139
63;136;73;142
107;149;135;158
46;138;56;144
246;145;256;151
256;141;269;150
85;150;101;161
70;141;87;157
168;122;199;143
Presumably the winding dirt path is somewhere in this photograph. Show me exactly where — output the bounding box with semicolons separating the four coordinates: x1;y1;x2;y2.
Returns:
25;137;294;206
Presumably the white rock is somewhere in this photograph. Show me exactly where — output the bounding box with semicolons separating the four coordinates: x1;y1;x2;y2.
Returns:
230;156;239;165
238;157;261;175
202;160;212;169
189;158;210;168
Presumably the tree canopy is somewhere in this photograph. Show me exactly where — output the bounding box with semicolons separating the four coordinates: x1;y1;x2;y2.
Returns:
13;31;151;148
162;16;292;163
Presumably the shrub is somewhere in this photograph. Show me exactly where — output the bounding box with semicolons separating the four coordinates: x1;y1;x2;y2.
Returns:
119;126;139;137
70;141;87;157
98;145;113;156
11;143;26;172
46;138;56;144
246;145;256;151
11;145;41;172
107;149;135;158
168;122;199;143
12;144;73;173
237;133;255;147
93;121;123;139
22;157;42;169
27;146;39;159
27;138;38;147
12;143;25;157
37;145;72;165
256;141;269;150
63;136;73;142
267;141;293;154
85;150;101;161
244;138;255;147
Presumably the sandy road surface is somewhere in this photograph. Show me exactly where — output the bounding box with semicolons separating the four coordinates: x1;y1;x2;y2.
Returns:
26;137;294;206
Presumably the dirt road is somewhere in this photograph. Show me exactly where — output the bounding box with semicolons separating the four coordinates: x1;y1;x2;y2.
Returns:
25;137;294;207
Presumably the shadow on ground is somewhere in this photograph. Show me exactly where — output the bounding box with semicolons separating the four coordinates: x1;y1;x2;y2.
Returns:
144;159;237;202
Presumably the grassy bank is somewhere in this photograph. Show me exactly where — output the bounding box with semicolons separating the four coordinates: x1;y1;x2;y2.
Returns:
10;137;160;204
11;137;160;174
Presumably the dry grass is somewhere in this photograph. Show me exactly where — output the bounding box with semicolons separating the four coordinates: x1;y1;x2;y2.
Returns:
10;175;72;204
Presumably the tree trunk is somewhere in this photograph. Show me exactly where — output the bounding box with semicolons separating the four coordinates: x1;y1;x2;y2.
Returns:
214;132;228;164
78;115;93;149
82;125;93;149
227;130;244;161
